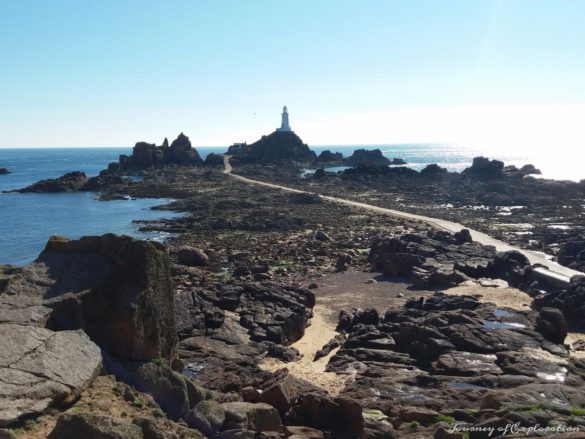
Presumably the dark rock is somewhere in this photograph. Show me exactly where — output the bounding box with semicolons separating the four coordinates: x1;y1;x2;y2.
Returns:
48;234;177;360
186;400;225;436
420;163;448;177
221;402;282;432
558;239;585;273
314;230;331;241
390;158;407;165
231;131;316;164
204;153;225;166
534;275;585;326
259;378;295;413
176;246;210;267
83;168;125;191
16;171;88;192
536;307;567;343
284;426;324;438
4;234;177;362
344;149;390;167
114;361;189;420
316;150;344;163
0;168;9;175
462;157;504;179
47;413;143;439
120;133;202;170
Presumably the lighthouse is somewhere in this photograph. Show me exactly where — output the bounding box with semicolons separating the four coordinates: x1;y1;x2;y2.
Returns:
277;105;292;132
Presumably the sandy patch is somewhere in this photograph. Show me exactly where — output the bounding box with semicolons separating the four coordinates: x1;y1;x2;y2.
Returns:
443;284;532;311
260;305;348;395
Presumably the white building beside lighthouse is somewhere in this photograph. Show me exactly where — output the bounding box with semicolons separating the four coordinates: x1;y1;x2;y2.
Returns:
276;105;292;132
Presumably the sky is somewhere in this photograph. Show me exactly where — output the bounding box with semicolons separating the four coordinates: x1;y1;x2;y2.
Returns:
0;0;584;150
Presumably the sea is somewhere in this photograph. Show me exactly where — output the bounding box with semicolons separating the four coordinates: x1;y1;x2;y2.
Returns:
0;144;582;266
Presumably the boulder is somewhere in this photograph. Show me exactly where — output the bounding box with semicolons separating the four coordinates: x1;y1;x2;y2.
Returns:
16;171;88;192
177;246;210;267
0;325;102;426
0;168;8;175
47;413;143;439
186;400;226;436
4;234;177;362
111;361;189;420
536;307;567;344
221;402;282;432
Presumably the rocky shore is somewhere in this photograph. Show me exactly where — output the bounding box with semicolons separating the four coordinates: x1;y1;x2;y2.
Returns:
2;134;585;438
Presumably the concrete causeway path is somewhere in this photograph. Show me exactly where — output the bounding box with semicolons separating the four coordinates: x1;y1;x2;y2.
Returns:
223;155;583;284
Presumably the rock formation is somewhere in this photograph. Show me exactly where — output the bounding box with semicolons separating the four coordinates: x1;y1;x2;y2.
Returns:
344;149;390;167
230;131;316;164
0;168;8;175
369;229;532;289
1;234;177;362
316;150;344;163
119;133;202;170
462;156;505;178
16;171;88;192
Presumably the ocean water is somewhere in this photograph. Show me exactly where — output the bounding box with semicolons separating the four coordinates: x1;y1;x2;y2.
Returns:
0;144;582;265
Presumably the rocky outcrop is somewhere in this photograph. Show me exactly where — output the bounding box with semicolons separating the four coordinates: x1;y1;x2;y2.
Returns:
119;133;202;170
82;167;125;191
0;324;101;426
47;412;205;439
462;156;504;179
0;168;8;175
389;157;407;165
16;171;88;192
534;275;585;327
503;164;542;178
327;293;585;437
420;163;448;177
2;234;177;362
344;149;390;167
230;131;316;164
204;152;225;166
368;229;532;289
558;238;585;273
316;150;344;163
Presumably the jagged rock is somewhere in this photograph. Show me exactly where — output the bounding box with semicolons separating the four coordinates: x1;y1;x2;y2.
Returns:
231;131;316;164
221;402;282;432
177;246;210;267
186;400;226;436
0;325;101;426
82;168;125;191
16;171;88;192
344;149;390;167
390;158;407;165
3;234;177;362
47;413;143;439
368;230;531;289
0;168;9;175
119;133;202;170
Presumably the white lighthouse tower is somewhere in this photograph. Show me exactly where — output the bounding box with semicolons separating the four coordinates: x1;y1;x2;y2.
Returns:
277;105;292;132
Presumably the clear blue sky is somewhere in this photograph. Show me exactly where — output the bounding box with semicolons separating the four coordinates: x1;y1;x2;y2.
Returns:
1;0;584;148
